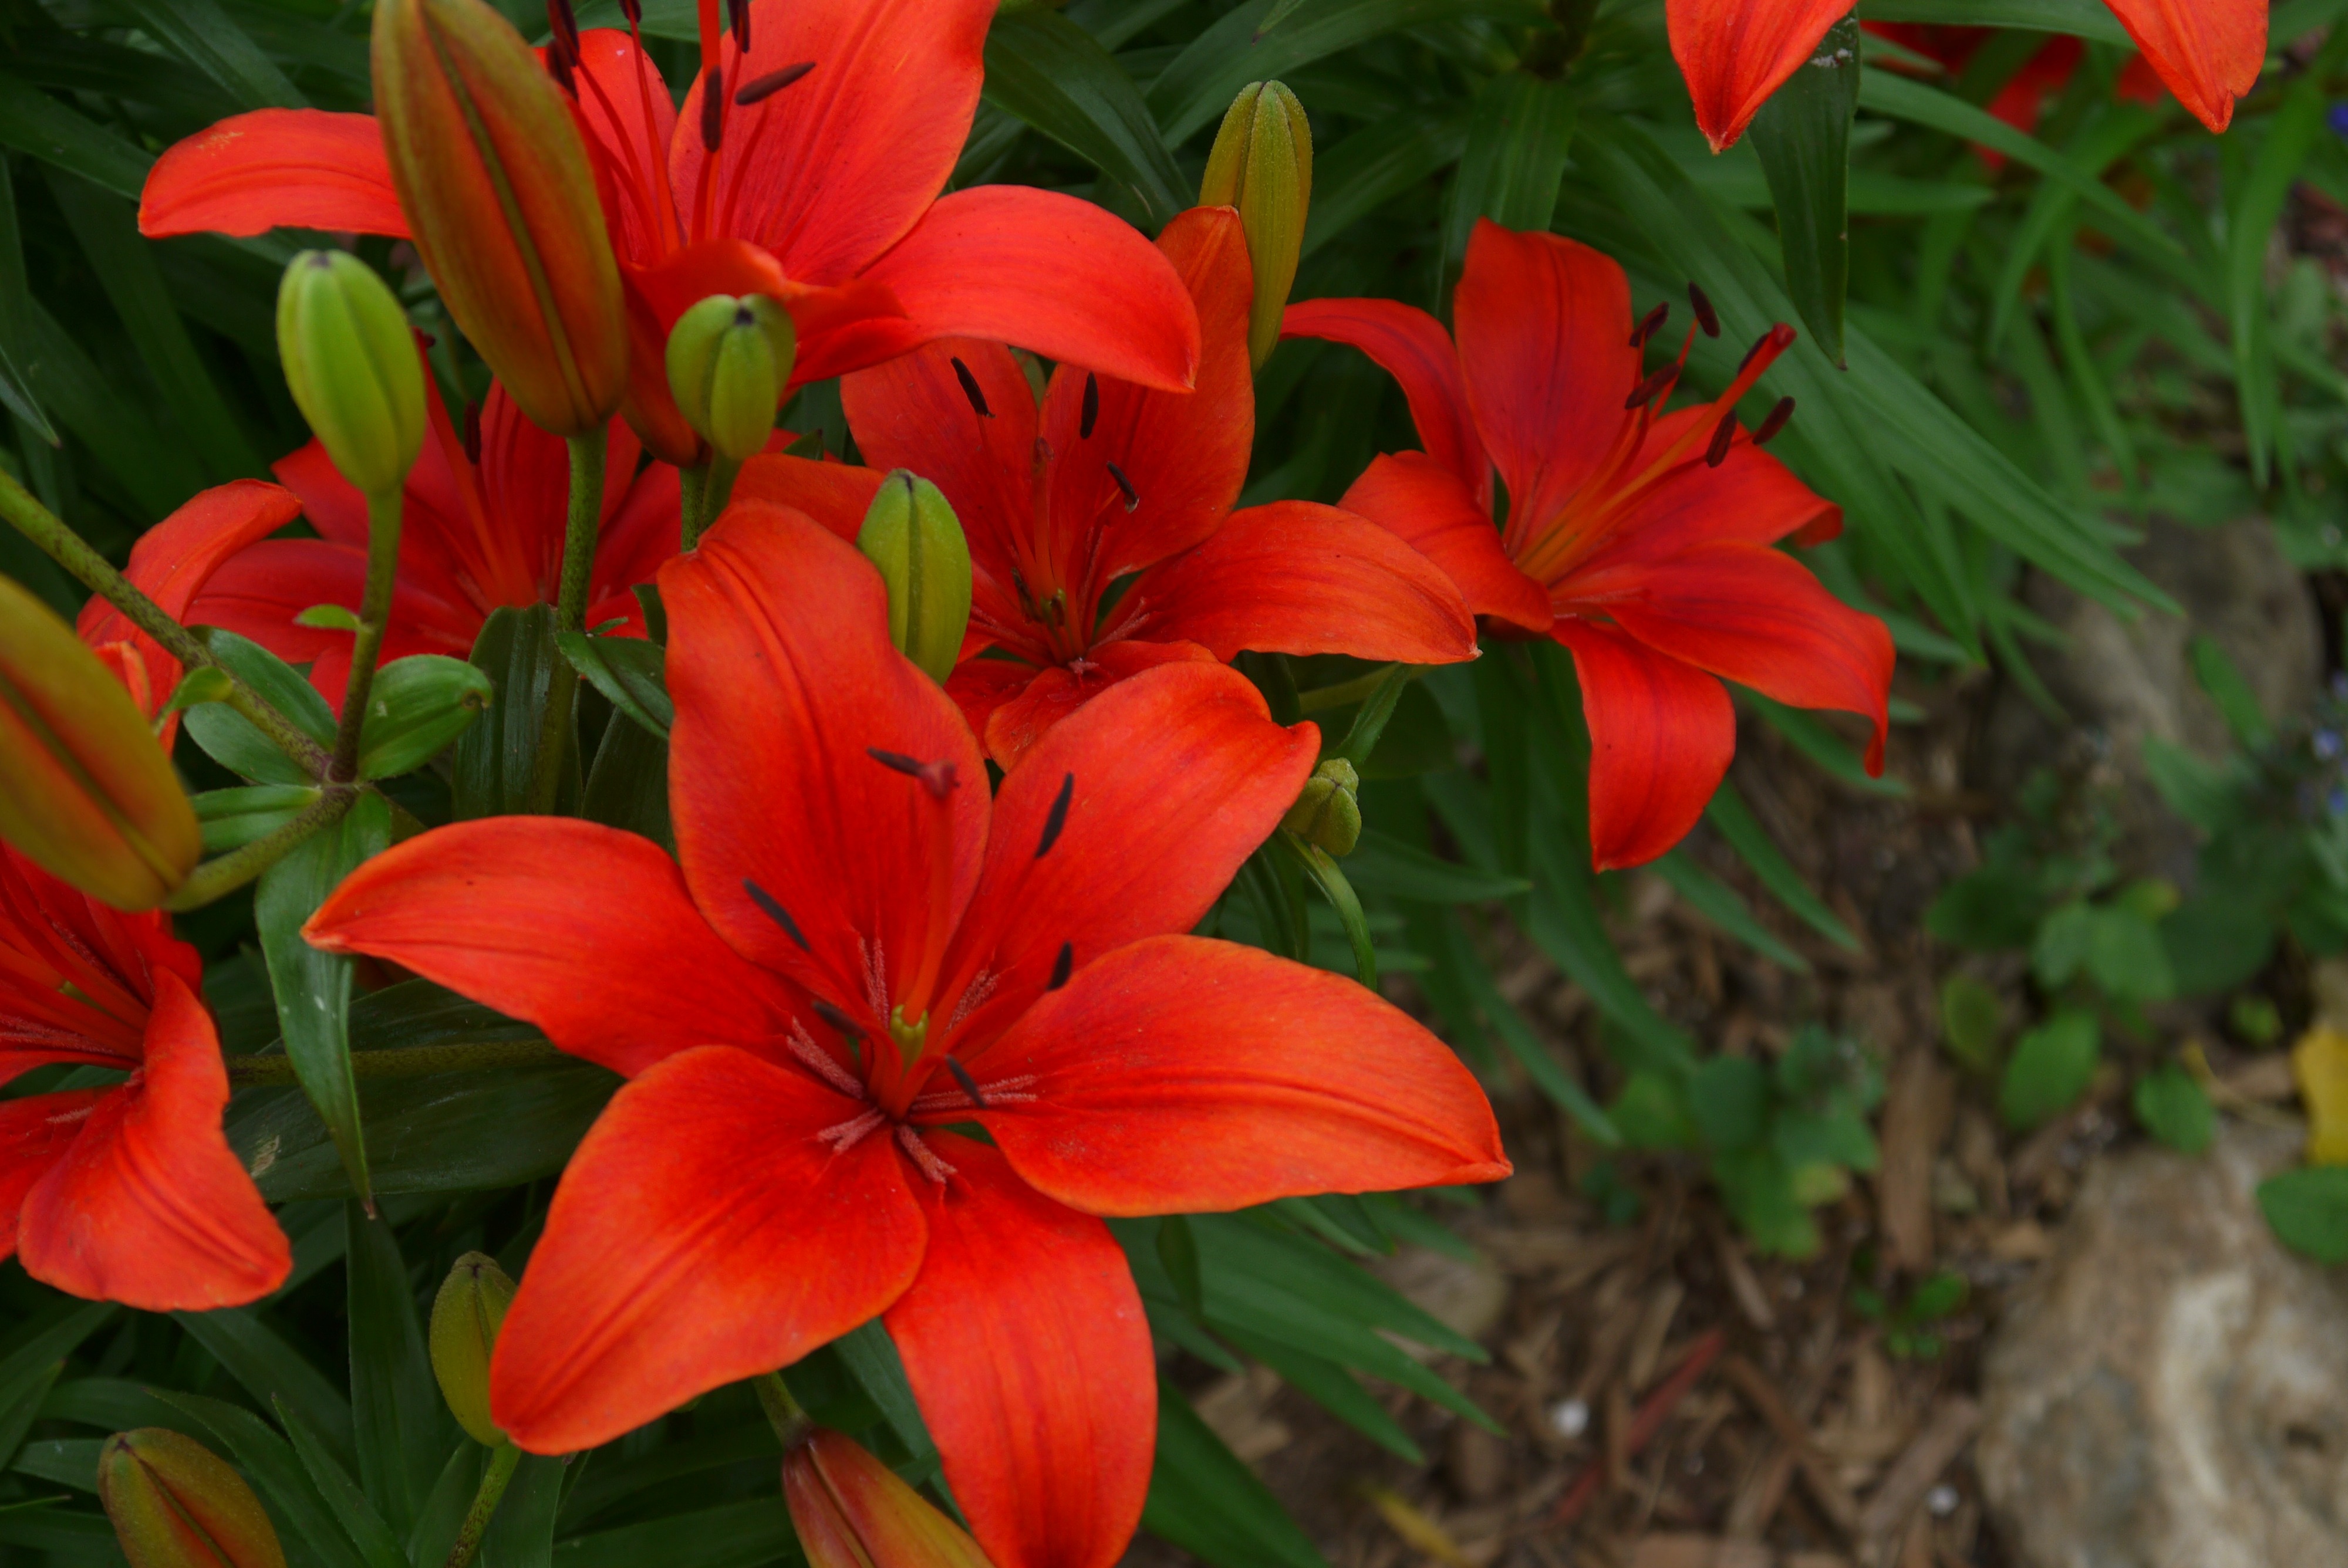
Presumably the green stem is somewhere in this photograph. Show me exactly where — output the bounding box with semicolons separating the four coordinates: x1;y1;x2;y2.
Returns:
224;1036;568;1086
677;462;709;550
753;1373;813;1449
696;454;741;546
556;431;607;634
0;468;335;779
161;788;356;911
442;1442;521;1568
1296;663;1407;714
331;488;405;779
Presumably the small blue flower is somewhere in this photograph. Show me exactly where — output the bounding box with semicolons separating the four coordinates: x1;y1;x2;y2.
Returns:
2317;729;2342;761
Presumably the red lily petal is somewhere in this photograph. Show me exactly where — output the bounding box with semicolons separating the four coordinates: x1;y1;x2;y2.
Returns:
1337;452;1552;633
271;442;369;548
1583;541;1893;773
978;640;1218;772
2101;0;2263;133
885;1134;1153;1568
940;662;1317;1050
17;972;289;1311
305;819;807;1078
1585;410;1843;561
568;28;680;266
1455;223;1642;534
660;503;988;1011
944;655;1043;756
973;935;1508;1214
490;1045;925;1454
671;0;991;286
189;539;479;708
0;1091;106;1261
861;187;1201;394
731;454;886;543
140;109;406;239
1281;297;1489;512
1666;0;1857;153
589;461;687;603
76;481;303;721
1550;618;1735;871
1124;500;1477;665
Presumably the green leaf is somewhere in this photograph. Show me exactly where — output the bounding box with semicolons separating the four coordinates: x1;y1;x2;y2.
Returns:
829;1322;941;1484
0;157;55;445
2084;905;2173;1003
23;299;205;516
1142;1378;1328;1568
983;8;1188;225
1222;1326;1421;1461
1688;1054;1770;1151
1652;851;1810;972
1705;781;1860;952
273;1396;406;1568
1443;71;1577;275
579;699;673;849
1343;831;1528;903
1300;108;1468;260
1157;1214;1207;1320
481;1452;564;1568
551;1498;795;1568
183;630;339;785
458;606;567;817
169;1313;356;1474
195;783;324;855
1937;973;2003;1073
256;792;392;1205
1746;692;1905;796
1858;0;2128;41
554;629;671;742
2133;1064;2215;1155
0;1360;62;1475
2188;634;2269;749
118;0;305;110
2030;900;2096;987
149;1390;370;1568
2258;1167;2348;1264
0;69;154;199
1333;663;1414;768
344;1205;447;1540
355;655;494;780
1747;16;1858;364
1998;1009;2100;1129
1712;1143;1821;1257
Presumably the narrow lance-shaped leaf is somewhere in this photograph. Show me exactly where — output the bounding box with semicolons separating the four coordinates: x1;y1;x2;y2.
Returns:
1746;15;1857;367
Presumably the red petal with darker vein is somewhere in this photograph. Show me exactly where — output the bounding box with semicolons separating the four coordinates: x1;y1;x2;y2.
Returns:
490;1045;925;1454
730;454;886;543
305;819;808;1078
861;187;1200;394
1583;410;1843;562
1281;297;1489;511
661;504;987;1011
977;640;1217;772
1454;223;1642;536
189;539;479;709
2101;0;2263;133
567;28;680;266
1586;541;1894;772
885;1134;1153;1568
1338;452;1552;633
1550;619;1735;871
942;663;1316;1052
944;655;1043;753
1128;499;1478;665
17;972;289;1311
140;109;407;239
670;0;991;285
0;1091;104;1262
975;936;1509;1214
1666;0;1858;153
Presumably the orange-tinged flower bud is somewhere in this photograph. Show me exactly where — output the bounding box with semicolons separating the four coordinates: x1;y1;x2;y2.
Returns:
99;1429;288;1568
0;573;198;910
784;1429;994;1568
430;1251;517;1445
372;0;626;437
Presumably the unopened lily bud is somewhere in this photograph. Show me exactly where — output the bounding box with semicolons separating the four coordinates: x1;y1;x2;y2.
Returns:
858;471;972;686
1199;80;1312;369
372;0;626;437
666;295;795;463
430;1251;517;1445
1283;756;1361;857
783;1428;991;1568
0;575;198;910
99;1429;287;1568
277;251;426;496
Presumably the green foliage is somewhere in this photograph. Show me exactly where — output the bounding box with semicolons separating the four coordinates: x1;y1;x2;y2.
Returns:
1850;1269;1968;1360
2258;1167;2348;1265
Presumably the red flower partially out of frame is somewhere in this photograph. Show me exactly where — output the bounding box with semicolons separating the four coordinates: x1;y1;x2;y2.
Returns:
1287;222;1893;872
1671;0;2264;151
741;206;1479;768
138;0;1200;462
1864;23;2167;170
306;503;1508;1568
0;846;289;1311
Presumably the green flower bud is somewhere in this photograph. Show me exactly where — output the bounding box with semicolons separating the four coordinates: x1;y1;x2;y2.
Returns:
666;294;795;463
857;471;973;686
1282;757;1361;857
430;1251;517;1446
276;251;426;497
99;1429;287;1568
1199;80;1312;370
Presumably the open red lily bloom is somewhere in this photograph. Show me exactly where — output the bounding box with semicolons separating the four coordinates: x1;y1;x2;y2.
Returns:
305;502;1508;1568
102;383;678;708
1671;0;2264;150
0;846;290;1310
741;206;1479;769
139;0;1200;462
1286;222;1893;872
1866;24;2166;167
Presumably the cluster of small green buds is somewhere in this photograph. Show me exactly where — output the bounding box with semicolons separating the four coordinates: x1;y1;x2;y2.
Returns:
0;575;198;910
666;294;797;464
430;1251;518;1446
276;251;426;498
99;1428;287;1568
1283;756;1361;857
857;471;973;687
1199;80;1313;370
782;1427;993;1568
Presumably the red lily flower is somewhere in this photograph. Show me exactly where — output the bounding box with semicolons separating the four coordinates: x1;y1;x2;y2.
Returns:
1285;221;1893;872
304;502;1509;1568
138;0;1201;463
0;846;290;1310
739;206;1479;768
90;384;680;709
1671;0;2264;151
1866;25;2167;169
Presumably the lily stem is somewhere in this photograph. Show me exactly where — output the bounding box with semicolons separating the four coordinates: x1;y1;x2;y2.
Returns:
331;487;405;780
677;462;707;549
0;468;335;779
527;431;608;815
163;788;356;912
225;1036;568;1086
753;1373;813;1449
441;1442;521;1568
